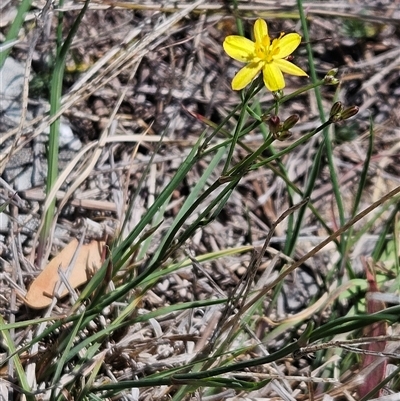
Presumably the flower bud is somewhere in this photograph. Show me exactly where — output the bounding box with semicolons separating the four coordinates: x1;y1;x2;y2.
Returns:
324;69;340;85
326;77;339;85
326;68;338;77
276;130;292;141
329;101;344;122
282;114;300;131
341;106;359;120
329;103;359;123
262;113;271;122
272;90;284;101
267;115;281;134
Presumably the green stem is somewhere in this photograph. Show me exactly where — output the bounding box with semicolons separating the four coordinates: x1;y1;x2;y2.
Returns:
0;0;32;68
295;0;345;260
38;0;91;258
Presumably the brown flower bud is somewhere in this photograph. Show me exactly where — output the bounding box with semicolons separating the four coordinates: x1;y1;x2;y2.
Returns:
329;103;359;123
341;106;359;120
329;101;344;122
276;130;292;141
282;114;300;131
268;115;281;134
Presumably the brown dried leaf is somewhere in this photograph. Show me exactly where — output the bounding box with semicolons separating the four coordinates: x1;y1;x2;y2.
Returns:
25;239;104;309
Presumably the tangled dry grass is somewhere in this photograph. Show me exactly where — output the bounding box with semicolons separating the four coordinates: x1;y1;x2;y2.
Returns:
1;0;400;400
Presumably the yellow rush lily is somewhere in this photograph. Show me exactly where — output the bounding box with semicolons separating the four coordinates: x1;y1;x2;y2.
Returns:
223;19;308;92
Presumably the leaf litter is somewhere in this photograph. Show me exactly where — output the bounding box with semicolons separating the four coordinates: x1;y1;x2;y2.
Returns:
0;0;400;399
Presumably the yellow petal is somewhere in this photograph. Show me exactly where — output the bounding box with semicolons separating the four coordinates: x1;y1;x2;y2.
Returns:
223;36;256;62
275;33;301;59
254;19;269;47
263;62;285;91
274;58;308;76
232;62;263;90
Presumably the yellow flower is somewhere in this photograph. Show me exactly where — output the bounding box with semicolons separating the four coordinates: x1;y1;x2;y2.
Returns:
223;19;308;92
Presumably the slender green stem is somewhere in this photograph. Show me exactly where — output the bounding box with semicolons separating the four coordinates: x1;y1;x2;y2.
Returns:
295;0;345;260
39;0;91;258
222;79;263;175
0;0;32;68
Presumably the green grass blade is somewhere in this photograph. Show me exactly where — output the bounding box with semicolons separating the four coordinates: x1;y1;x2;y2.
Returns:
0;316;34;400
0;0;32;68
40;0;91;254
50;313;85;391
148;145;227;263
297;0;346;256
352;121;374;217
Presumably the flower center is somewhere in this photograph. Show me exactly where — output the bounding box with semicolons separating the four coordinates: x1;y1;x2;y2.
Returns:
255;33;284;63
